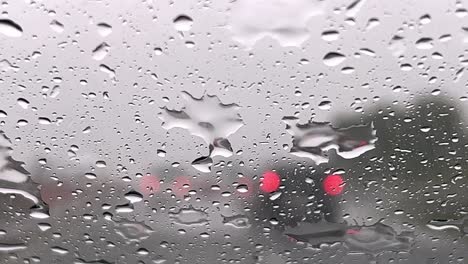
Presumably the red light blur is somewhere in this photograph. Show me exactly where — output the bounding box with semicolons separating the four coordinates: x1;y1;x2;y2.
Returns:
323;174;344;196
260;171;281;193
139;175;160;196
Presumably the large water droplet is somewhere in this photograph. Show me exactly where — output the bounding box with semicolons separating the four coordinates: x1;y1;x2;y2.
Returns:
92;42;111;61
97;22;112;37
0;19;23;37
173;15;193;31
49;20;64;33
321;30;339;41
323;52;346;66
169;207;209;226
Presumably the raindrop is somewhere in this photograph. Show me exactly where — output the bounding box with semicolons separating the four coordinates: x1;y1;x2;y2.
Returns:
17;119;28;126
137;248;149;255
113;219;154;241
154;47;163;55
169;207;209;226
51;246;69;255
95;160;107;168
318;100;332;110
415;37;433;49
323;52;346;66
37;223;51;231
236;184;249;193
420;14;431;24
97;22;112;37
82;126;91;133
124;190;143;203
157;149;166;157
85;173;97;179
92;42;111;61
38;117;51;125
0;243;27;252
0;19;23;37
49;20;64;33
17;98;29;109
173;15;193;31
321;30;339;41
222;214;251;228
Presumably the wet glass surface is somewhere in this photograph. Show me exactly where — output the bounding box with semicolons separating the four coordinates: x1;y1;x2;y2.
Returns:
1;0;468;263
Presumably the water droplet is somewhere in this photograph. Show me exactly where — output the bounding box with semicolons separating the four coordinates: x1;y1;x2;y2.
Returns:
185;40;195;48
124;190;143;203
321;30;339;41
228;0;325;47
97;22;112;37
92;42;111;61
346;0;367;17
160;91;243;170
365;18;380;30
112;219;154;241
16;119;28;126
0;59;19;72
157;149;166;157
37;223;51;231
17;98;29;109
99;64;116;80
282;116;377;164
420;14;431;24
169;207;209;226
154;47;163;55
137;248;149;255
115;203;134;213
191;156;213;173
388;35;406;57
0;243;27;252
318;100;332;110
95;160;107;168
222;214;251;228
236;184;249;193
0;19;23;37
341;67;355;74
51;246;69;255
173;15;193;31
415;37;433;49
49;20;64;33
38;117;51;125
84;172;96;179
82;126;91;133
323;52;346;66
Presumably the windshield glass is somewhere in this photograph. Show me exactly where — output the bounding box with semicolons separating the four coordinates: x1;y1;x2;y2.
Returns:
0;0;467;263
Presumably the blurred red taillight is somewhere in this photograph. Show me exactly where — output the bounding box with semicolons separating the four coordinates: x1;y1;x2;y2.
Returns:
139;175;160;196
323;174;344;196
260;171;281;193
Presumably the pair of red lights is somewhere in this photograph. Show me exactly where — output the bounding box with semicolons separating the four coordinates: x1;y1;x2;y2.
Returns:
260;171;344;196
140;171;344;197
